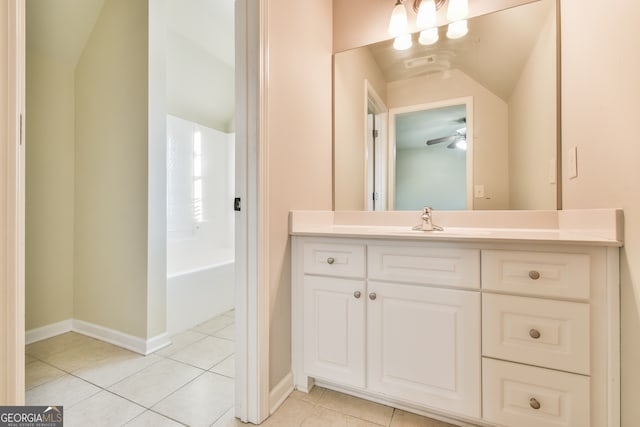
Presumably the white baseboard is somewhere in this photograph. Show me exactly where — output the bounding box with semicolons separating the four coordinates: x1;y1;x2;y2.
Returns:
269;371;294;415
25;319;73;345
26;318;171;356
145;332;172;354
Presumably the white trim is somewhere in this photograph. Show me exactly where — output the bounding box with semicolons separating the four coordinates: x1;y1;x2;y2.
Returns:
235;0;270;424
26;319;170;355
388;97;474;210
73;319;170;355
269;371;294;415
25;320;72;345
0;0;25;406
607;246;621;427
364;80;388;211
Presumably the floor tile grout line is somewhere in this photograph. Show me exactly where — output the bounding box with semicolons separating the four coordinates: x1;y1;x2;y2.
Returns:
26;322;237;425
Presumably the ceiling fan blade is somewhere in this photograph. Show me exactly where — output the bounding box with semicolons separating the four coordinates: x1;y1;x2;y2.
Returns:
426;135;458;146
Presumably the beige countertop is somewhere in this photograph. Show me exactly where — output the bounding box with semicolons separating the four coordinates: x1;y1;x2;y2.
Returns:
289;209;624;246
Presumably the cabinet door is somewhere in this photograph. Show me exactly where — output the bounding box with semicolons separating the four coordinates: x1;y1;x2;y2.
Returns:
367;281;481;417
303;275;366;388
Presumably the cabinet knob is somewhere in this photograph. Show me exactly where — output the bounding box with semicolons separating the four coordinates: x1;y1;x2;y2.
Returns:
354;291;361;299
528;270;541;280
369;292;377;300
529;329;541;339
529;397;541;410
327;257;335;265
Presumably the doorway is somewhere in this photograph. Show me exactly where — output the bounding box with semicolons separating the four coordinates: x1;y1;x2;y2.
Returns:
388;97;474;210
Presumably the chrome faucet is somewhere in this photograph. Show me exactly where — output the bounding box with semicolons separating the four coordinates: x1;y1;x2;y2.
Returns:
413;206;443;231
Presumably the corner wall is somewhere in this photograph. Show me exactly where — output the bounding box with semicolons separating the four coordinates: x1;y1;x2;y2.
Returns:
25;52;74;330
334;47;386;211
508;1;556;210
74;0;150;338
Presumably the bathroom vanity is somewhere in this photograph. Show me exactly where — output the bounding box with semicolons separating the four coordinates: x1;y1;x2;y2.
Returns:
290;210;622;427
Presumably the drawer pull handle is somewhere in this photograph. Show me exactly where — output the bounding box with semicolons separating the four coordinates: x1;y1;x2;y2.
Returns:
327;257;335;265
369;292;377;300
529;397;541;410
528;270;541;280
354;291;361;299
529;329;541;339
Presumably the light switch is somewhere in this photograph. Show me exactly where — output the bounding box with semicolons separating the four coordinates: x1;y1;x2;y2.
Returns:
569;146;578;179
474;185;485;198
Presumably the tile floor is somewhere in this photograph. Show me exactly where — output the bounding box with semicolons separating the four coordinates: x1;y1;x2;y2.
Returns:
25;310;459;427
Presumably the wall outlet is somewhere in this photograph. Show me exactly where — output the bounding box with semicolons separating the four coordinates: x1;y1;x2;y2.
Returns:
568;146;578;179
474;185;485;198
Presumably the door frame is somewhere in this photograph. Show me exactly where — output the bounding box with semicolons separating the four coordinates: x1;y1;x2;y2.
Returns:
2;0;270;422
235;0;270;423
388;96;474;210
0;0;25;406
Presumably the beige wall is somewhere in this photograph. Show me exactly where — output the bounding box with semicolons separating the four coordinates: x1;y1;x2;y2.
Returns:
266;0;333;388
387;70;510;209
74;0;150;338
25;52;75;329
561;0;640;424
334;47;386;210
508;2;556;210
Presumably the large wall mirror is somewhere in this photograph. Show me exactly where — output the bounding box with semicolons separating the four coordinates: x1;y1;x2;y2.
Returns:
333;0;559;211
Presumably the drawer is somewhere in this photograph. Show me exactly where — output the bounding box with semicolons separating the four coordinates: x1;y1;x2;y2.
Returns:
303;242;365;278
368;245;480;289
483;294;590;374
483;358;590;427
482;250;590;299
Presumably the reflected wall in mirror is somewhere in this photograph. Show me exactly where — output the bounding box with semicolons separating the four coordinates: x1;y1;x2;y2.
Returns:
333;0;558;211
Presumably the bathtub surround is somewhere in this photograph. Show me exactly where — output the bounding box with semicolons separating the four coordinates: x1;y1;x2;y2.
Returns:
165;115;235;334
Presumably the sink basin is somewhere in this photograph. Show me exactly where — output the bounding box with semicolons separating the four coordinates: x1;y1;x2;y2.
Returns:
383;226;493;237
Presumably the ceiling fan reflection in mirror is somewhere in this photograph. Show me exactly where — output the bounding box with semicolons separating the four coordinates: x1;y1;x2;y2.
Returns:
426;117;467;149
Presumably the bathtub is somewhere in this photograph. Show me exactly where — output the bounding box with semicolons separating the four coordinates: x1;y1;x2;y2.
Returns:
167;247;234;335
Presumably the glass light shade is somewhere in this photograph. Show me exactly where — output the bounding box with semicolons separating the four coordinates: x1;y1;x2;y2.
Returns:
456;139;467;150
393;33;412;50
447;20;468;39
447;0;469;22
416;0;436;29
388;2;409;36
418;28;439;45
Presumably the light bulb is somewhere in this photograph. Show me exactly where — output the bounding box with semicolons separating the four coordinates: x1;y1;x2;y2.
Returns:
418;27;439;45
447;0;468;22
388;1;409;36
393;33;412;50
416;0;436;30
447;20;468;39
456;139;467;150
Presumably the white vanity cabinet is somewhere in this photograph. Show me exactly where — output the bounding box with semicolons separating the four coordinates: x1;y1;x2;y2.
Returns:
480;248;610;427
291;234;620;427
294;238;482;418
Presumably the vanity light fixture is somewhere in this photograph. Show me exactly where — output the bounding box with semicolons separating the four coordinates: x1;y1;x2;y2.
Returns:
388;0;413;50
446;19;468;39
393;33;413;50
388;0;409;36
390;0;469;49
